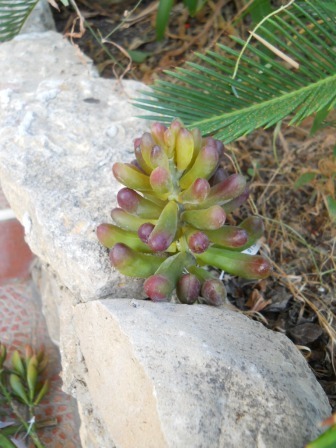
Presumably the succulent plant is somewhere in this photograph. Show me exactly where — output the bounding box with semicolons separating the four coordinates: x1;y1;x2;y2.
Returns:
97;120;271;305
0;343;50;448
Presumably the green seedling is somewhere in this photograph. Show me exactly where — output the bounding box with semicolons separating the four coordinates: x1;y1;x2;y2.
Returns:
0;343;53;448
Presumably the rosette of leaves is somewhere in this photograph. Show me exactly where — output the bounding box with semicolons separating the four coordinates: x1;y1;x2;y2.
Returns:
0;343;50;448
97;120;271;305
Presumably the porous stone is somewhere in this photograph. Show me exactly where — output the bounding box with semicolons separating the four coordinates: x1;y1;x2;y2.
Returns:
0;30;148;302
74;299;331;448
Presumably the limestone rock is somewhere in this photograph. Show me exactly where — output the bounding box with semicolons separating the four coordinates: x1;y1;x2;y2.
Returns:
22;0;56;34
74;299;331;448
0;0;54;40
0;31;148;301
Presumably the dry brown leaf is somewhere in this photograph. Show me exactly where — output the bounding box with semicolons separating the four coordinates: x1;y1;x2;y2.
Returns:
318;158;336;177
48;0;60;11
246;289;272;312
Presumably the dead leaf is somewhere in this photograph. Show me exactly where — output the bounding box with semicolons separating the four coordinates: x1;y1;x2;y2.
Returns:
266;286;292;312
47;0;60;11
246;289;272;312
318;158;336;178
287;323;324;345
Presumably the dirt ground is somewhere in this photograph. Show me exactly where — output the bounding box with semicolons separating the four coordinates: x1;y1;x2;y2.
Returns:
51;0;336;411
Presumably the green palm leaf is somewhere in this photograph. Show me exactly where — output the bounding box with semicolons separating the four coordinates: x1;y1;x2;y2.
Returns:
135;0;336;142
0;0;40;43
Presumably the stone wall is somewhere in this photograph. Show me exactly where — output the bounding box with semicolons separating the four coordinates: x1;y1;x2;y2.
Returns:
0;6;332;448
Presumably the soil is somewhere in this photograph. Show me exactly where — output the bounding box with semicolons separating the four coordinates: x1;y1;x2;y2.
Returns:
51;0;336;412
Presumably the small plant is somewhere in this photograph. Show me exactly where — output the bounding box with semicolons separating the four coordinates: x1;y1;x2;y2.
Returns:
97;120;271;305
0;343;50;448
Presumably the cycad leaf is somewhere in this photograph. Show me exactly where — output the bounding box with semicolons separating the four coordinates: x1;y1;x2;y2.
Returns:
0;0;40;43
135;0;336;143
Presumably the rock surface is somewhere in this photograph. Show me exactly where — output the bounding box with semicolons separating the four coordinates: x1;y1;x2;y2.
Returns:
74;299;331;448
0;0;54;39
0;30;147;302
22;0;56;34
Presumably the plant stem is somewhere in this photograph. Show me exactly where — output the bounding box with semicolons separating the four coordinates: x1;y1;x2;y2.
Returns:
27;405;46;448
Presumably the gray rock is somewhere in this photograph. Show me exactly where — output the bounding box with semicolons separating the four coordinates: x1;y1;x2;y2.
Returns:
0;30;148;302
22;0;56;34
74;299;331;448
0;0;54;41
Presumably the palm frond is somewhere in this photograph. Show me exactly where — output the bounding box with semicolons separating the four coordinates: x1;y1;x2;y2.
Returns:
135;0;336;142
0;0;40;43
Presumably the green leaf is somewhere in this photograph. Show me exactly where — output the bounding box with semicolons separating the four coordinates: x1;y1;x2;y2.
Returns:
183;0;206;16
11;351;25;378
306;425;336;448
9;374;29;405
0;433;18;448
33;378;49;405
128;50;151;63
26;355;38;402
0;0;40;42
0;423;24;437
136;0;336;143
156;0;174;40
322;3;336;13
326;196;336;222
246;0;273;25
294;172;317;189
310;106;333;135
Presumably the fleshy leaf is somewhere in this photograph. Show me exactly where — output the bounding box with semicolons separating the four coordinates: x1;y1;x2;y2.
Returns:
175;128;194;171
197;247;271;279
187;231;210;253
201;279;227;306
144;252;189;301
117;188;161;218
178;178;210;204
176;273;201;304
179;143;219;189
97;223;152;252
148;201;179;251
202;174;247;208
181;205;226;230
111;208;157;232
112;163;151;191
110;243;166;278
150;166;173;196
204;226;248;249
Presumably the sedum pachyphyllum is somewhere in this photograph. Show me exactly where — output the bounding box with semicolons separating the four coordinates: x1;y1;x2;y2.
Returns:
97;120;271;306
